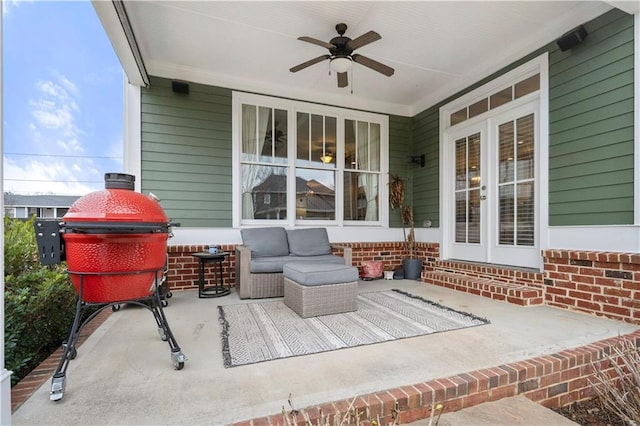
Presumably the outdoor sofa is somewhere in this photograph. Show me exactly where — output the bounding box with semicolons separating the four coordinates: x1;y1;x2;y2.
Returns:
235;227;352;299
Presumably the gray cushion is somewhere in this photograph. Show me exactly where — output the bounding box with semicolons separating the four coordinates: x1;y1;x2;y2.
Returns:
283;262;358;286
286;228;331;256
250;254;345;273
241;227;289;258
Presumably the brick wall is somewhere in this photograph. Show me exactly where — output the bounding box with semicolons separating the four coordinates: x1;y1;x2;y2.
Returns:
166;242;439;290
166;244;640;324
236;330;640;425
543;250;640;324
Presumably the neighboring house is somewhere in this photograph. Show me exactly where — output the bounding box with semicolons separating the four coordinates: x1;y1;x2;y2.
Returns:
93;3;639;323
3;193;79;219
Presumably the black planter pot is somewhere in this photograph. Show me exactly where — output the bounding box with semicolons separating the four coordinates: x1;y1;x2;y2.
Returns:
402;258;423;280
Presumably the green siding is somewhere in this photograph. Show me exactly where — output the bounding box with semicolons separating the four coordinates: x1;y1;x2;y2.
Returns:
548;9;635;225
141;77;233;227
388;115;412;227
140;9;635;228
411;108;440;228
408;8;635;228
141;77;412;227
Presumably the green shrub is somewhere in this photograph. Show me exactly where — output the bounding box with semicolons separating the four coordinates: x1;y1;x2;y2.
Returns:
4;216;77;386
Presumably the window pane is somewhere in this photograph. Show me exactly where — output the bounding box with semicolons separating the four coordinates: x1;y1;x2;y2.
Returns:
499;122;514;183
499;183;515;245
468;133;481;188
344;119;356;170
241;104;257;161
273;109;287;163
295;168;335;220
297;112;310;163
490;87;512;109
515;74;540;99
451;108;467;126
357;121;369;170
369;123;380;171
325;116;336;166
517;182;535;246
455;137;467;191
344;171;378;221
310;114;324;164
241;164;287;220
468;189;480;244
455;191;467;243
516;114;534;180
468;98;488;119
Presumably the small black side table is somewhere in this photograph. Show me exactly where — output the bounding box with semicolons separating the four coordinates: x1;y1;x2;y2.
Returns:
192;252;230;298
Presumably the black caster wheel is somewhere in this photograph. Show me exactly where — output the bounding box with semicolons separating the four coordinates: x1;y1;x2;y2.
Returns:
112;304;121;312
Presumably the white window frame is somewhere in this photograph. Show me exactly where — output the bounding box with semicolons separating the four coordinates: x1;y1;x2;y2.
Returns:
439;53;549;269
232;91;389;228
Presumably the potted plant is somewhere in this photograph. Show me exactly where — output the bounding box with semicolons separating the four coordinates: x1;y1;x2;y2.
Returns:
389;173;423;280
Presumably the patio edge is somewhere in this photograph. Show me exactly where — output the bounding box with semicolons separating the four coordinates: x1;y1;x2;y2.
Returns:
235;329;640;425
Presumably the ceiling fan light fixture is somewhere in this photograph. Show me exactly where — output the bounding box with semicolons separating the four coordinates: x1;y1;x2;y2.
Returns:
330;57;352;73
320;153;333;164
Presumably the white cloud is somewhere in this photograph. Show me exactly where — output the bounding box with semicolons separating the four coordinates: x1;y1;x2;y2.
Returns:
29;78;83;148
3;158;99;196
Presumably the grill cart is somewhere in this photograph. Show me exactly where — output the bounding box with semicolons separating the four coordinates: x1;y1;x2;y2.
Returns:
34;173;186;401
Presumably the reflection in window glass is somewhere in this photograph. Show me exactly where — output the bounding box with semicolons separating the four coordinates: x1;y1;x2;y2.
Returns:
295;168;335;220
242;164;287;220
344;171;378;221
297;112;309;162
345;120;356;170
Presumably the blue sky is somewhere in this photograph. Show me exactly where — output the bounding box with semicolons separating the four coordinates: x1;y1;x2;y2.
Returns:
3;0;123;195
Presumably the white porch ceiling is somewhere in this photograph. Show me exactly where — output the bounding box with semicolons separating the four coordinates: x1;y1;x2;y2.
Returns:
94;1;630;116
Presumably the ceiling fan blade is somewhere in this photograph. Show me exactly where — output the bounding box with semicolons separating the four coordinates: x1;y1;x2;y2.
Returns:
352;54;395;77
346;31;381;51
289;55;330;73
337;72;348;88
298;36;335;50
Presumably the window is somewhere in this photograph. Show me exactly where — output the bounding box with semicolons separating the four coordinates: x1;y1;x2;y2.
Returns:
233;92;388;227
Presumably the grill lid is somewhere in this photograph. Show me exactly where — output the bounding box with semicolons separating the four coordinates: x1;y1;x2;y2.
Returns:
62;173;170;233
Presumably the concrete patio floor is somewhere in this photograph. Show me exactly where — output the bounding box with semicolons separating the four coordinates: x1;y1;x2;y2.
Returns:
11;280;639;425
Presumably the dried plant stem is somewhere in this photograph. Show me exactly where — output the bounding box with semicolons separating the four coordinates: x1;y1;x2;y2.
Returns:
590;338;640;425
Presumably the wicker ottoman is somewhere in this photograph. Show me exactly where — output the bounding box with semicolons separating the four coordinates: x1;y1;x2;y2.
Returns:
283;262;359;318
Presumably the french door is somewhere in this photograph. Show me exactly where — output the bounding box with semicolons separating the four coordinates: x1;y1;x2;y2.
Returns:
447;102;539;268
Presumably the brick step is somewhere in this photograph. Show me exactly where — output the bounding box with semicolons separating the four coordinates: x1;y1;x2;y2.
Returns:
424;271;544;306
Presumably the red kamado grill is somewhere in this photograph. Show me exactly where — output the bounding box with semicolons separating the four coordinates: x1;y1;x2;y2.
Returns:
34;173;186;402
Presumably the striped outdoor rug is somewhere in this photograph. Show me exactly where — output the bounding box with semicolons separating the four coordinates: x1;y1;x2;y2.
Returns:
217;289;489;368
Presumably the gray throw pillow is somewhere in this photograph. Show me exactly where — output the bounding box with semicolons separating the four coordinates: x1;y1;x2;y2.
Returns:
241;227;289;258
286;228;331;256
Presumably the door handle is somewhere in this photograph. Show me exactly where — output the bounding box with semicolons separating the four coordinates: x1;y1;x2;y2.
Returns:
480;195;487;200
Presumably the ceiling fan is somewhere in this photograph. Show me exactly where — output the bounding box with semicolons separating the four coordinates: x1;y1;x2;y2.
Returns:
290;23;394;88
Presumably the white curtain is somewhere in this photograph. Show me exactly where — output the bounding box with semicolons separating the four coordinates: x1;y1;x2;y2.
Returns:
356;121;379;221
241;105;269;219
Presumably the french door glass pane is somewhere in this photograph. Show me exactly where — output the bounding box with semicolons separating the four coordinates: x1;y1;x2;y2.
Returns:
454;133;481;244
498;113;535;247
344;171;378;221
295;168;335;220
455;191;467;243
499;184;514;244
499;122;514;183
517;182;534;245
516;114;534;180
